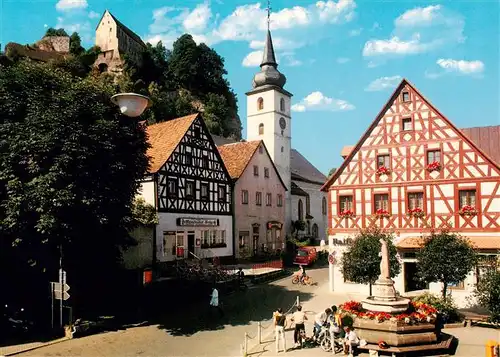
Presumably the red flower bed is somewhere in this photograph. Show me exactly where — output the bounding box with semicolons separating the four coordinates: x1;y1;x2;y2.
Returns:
376;166;391;176
426;161;441;172
374;209;390;218
459;205;477;216
339;300;437;324
339;209;355;218
407;207;425;218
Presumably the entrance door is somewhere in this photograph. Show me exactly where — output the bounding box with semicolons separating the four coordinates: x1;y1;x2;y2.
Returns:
187;232;195;258
404;262;427;292
252;235;259;256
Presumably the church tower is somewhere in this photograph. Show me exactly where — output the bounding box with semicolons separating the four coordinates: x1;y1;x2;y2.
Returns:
246;13;293;235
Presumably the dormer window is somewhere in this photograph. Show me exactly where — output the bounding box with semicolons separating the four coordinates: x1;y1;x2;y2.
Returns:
258;123;264;135
257;97;264;110
402;91;410;102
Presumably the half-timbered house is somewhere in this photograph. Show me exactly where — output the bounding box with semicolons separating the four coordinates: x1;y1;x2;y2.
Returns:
138;114;233;263
322;79;500;306
218;140;287;258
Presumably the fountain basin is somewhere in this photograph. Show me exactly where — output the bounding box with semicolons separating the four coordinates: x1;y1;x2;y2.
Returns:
354;319;438;346
362;296;411;314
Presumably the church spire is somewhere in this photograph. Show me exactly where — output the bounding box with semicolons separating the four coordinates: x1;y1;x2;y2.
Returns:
251;0;286;89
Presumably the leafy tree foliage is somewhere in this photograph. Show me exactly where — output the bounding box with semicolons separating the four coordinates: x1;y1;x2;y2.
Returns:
328;167;337;177
45;28;68;37
417;230;477;299
474;268;500;323
341;227;401;294
131;198;158;227
0;60;150;313
69;32;85;56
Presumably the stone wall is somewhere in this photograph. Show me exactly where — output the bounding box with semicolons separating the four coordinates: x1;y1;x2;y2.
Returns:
37;36;70;53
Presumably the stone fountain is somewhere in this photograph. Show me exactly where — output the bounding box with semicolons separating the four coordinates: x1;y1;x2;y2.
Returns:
352;239;454;352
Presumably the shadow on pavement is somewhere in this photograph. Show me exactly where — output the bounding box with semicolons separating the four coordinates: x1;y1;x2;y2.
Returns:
150;282;314;336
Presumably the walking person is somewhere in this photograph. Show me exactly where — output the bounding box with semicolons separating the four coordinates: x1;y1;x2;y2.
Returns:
273;308;287;353
209;285;223;317
291;305;307;348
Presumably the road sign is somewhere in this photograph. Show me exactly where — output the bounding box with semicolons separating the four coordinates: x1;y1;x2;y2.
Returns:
54;290;70;301
53;283;70;293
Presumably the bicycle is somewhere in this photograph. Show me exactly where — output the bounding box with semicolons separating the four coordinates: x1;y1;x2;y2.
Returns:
292;274;313;285
317;326;344;354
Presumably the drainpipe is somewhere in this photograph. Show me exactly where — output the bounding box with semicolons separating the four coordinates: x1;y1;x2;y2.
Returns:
231;180;236;261
152;173;158;276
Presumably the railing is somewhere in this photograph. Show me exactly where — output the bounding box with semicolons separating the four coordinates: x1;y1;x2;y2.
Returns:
251;259;283;271
240;296;300;356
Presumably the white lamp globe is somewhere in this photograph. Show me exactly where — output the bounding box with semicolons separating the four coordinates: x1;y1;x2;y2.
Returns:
110;93;152;118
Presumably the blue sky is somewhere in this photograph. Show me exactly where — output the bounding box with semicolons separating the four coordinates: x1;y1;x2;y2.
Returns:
1;0;499;175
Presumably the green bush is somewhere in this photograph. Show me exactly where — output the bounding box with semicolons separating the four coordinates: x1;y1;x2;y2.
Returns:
474;269;500;323
412;292;463;323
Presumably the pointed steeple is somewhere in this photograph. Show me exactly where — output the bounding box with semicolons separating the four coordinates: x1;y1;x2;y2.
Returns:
261;30;277;67
251;2;286;90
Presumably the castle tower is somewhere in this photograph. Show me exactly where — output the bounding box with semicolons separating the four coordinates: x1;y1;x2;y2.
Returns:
246;21;293;236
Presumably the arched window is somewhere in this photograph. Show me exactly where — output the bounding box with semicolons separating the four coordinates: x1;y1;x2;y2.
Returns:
312;224;318;238
298;199;303;221
98;63;108;73
257;97;264;110
307;221;311;235
322;197;327;215
258;123;264;135
306;195;310;215
280;98;285;111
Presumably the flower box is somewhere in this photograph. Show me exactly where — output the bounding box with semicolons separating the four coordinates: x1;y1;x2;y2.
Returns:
339;209;355;218
426;161;441;172
407;207;425;218
376;166;391;176
459;205;477;216
201;242;228;249
374;209;390;218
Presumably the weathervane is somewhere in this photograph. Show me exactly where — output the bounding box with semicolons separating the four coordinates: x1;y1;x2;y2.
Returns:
266;0;271;30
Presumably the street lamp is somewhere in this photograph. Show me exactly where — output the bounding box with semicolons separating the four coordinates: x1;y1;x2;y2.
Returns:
111;93;152;118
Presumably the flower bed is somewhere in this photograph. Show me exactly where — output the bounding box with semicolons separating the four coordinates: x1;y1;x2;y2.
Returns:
376;166;391;176
374;209;390;218
339;300;437;325
426;161;441;172
339;209;355;218
459;205;477;216
407;207;425;218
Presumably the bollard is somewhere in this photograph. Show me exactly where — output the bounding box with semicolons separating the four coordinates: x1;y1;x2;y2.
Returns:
296;296;300;307
258;321;262;343
486;340;497;357
244;332;248;357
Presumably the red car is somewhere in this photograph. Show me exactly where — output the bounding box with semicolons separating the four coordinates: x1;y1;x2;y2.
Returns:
293;247;317;266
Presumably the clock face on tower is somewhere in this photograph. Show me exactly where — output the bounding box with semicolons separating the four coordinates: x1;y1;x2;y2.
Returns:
279;117;286;130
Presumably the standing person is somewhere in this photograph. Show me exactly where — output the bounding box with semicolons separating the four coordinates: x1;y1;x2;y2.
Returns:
210;285;223;317
236;267;245;288
273;308;287;353
291;305;307;347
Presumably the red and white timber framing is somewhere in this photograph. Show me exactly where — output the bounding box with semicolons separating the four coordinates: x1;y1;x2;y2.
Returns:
322;79;500;238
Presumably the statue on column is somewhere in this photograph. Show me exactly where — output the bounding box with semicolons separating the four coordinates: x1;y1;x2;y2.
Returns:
379;238;390;280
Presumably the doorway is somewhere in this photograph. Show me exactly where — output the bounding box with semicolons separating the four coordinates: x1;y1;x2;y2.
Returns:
404;262;427;292
187;232;195;258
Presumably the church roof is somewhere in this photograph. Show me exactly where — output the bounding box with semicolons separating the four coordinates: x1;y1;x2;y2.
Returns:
146;114;199;173
461;125;500;164
291;149;327;185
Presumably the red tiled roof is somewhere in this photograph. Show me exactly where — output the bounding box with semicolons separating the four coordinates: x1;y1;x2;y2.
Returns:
217;141;261;179
461;126;500;164
146;114;199;173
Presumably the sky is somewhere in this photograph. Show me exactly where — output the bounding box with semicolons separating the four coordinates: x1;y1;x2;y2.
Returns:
1;0;499;175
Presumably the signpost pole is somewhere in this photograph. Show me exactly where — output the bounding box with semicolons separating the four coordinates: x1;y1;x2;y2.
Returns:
51;282;54;329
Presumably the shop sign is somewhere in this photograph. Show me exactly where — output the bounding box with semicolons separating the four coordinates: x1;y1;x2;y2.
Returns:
177;217;219;227
267;221;283;230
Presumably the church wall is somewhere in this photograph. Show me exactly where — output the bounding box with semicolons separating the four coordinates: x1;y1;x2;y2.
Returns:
292;180;328;241
95;11;119;53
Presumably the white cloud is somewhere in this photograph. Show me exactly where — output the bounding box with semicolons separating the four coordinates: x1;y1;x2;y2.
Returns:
88;11;100;19
436;58;484;74
249;37;302;51
365;76;402;91
55;16;91;41
281;52;302;67
242;51;263;67
337;57;350;64
56;0;88;11
349;28;362;36
316;0;357;23
292;91;355;112
363;5;464;57
183;2;212;32
44;24;48;28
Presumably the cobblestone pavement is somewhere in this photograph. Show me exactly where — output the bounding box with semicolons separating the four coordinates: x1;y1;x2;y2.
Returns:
15;267;330;357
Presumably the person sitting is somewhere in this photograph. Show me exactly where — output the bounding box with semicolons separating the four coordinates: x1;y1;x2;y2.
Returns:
313;308;332;339
343;326;359;355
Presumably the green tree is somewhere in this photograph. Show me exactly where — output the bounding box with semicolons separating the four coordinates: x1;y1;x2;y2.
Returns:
417;230;477;299
69;32;85;56
340;227;401;295
328;167;337;177
131;198;158;227
474;268;500;323
0;60;150;313
45;28;68;37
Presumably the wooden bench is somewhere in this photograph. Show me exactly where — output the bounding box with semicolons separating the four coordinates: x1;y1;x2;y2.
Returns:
357;333;454;357
462;312;489;327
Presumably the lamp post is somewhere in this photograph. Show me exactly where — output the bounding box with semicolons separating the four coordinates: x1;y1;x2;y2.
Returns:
110;92;152;118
